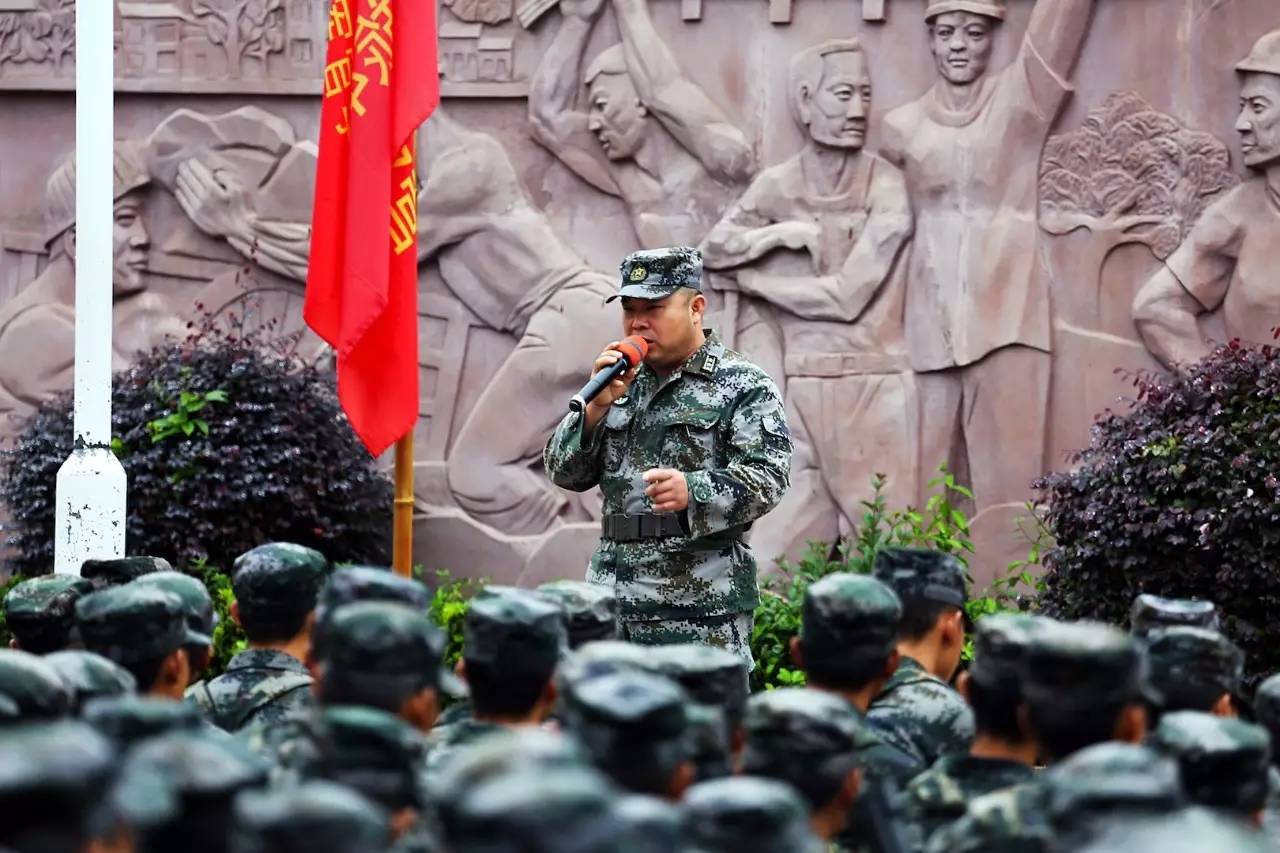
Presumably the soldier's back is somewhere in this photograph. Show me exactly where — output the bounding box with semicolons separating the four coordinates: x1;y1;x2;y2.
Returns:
902;754;1034;850
191;648;314;732
867;656;975;769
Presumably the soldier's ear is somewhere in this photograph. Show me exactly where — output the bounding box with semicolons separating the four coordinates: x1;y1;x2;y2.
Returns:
455;658;468;682
955;670;972;705
667;760;696;802
7;639;16;650
230;600;242;628
1210;693;1237;719
789;635;805;670
1113;703;1148;745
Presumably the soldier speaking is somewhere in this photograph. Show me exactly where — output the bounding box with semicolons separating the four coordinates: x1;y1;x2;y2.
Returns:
545;246;793;667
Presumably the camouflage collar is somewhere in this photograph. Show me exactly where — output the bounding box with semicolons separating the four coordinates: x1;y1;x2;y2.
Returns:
227;648;310;675
655;330;723;382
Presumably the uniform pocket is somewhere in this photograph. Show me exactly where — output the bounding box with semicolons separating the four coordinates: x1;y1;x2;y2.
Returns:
602;403;636;473
660;409;720;472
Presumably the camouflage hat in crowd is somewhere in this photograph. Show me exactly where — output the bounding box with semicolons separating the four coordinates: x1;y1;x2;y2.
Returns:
1129;594;1218;637
649;644;749;730
968;613;1051;694
800;573;902;672
2;575;93;654
1044;742;1181;825
131;572;216;647
232;542;329;580
304;706;427;812
82;695;204;747
315;601;452;704
614;794;687;853
1254;673;1280;739
741;689;865;811
316;566;429;622
686;702;735;781
80;556;172;590
556;640;654;703
464;585;567;676
0;649;70;721
872;547;967;608
536;580;619;648
231;781;391;853
43;651;136;713
566;670;691;794
682;776;823;853
75;586;187;666
1143;626;1243;713
1148;712;1271;815
1022;621;1147;711
448;765;624;852
610;246;703;302
0;721;118;848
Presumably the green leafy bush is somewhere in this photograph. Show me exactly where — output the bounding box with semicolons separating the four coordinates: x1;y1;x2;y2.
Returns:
2;319;393;574
421;567;483;671
1036;339;1280;688
192;558;247;677
749;471;1032;692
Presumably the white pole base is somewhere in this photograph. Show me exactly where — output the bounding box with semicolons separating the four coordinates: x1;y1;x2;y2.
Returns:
54;446;126;575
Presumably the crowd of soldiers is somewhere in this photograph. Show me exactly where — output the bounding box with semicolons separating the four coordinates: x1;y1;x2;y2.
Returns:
1;544;1278;852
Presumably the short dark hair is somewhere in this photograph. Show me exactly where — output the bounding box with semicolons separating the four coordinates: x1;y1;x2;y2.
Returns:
898;600;959;643
966;678;1024;743
1026;701;1129;762
8;619;75;655
120;652;171;694
236;600;313;646
466;661;554;718
800;644;891;692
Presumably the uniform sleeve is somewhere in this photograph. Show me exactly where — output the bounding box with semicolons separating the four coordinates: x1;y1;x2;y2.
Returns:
543;410;607;493
1163;192;1246;313
683;375;792;539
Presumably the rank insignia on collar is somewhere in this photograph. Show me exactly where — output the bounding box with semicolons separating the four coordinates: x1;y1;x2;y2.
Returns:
703;355;718;374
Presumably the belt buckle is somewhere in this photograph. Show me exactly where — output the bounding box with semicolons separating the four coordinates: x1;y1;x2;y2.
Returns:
639;514;658;538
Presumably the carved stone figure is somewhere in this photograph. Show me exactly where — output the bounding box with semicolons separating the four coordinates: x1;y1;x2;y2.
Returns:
701;39;914;567
1134;29;1280;370
880;0;1095;577
528;0;754;248
0;142;179;440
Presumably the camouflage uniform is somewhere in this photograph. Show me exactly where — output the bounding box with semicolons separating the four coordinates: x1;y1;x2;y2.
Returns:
82;694;207;746
190;543;328;731
315;565;429;624
74;585;189;691
1141;626;1242;717
868;548;975;768
900;614;1043;850
231;781;392;853
1148;711;1271;818
536;579;620;648
42;650;136;712
683;776;825;853
544;247;792;667
1254;674;1280;849
2;574;92;653
648;643;749;781
0;649;69;721
79;555;171;590
1129;593;1219;636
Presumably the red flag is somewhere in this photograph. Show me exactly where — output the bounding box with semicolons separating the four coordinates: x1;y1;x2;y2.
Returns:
305;0;440;456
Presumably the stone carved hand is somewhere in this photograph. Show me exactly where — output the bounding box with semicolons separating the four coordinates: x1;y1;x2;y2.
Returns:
560;0;605;20
174;159;254;242
772;221;823;266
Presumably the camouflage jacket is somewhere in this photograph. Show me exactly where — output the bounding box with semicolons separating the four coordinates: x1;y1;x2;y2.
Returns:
834;717;922;853
900;754;1034;851
422;718;505;779
924;779;1051;853
867;657;975;770
189;648;314;733
1263;766;1280;849
544;332;791;621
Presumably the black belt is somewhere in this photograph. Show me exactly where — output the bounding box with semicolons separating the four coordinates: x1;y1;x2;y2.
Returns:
601;513;685;541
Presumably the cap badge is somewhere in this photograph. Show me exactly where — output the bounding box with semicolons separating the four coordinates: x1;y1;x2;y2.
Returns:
629;265;648;282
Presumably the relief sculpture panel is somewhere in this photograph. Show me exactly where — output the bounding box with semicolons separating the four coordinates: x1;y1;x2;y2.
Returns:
3;0;1280;586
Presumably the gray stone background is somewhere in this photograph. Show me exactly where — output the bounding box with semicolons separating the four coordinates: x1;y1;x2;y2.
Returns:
0;0;1271;586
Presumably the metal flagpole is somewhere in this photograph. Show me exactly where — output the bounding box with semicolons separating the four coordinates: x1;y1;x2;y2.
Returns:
54;0;127;574
392;433;414;577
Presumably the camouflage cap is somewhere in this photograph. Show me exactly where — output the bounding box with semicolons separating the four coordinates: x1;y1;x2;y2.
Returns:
648;643;749;730
613;794;687;853
536;580;619;648
968;613;1052;694
449;765;623;852
316;566;429;622
427;728;589;821
1149;711;1271;814
1253;673;1280;737
0;649;70;721
75;585;187;665
231;781;392;853
1143;626;1243;711
872;547;967;608
3;574;93;654
316;601;447;702
1022;621;1145;710
556;639;655;704
43;651;136;713
464;585;567;676
306;706;427;811
685;701;734;781
80;556;172;590
130;572;216;647
232;542;329;579
1130;594;1218;637
1045;742;1181;823
682;775;823;853
741;688;865;810
82;695;204;747
609;246;703;302
801;573;902;668
0;721;118;845
232;545;329;639
121;730;267;812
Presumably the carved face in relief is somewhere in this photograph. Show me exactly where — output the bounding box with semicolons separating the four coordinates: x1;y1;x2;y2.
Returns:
928;12;996;85
799;50;872;150
1237;73;1280;169
112;191;150;297
588;73;649;161
621;289;706;372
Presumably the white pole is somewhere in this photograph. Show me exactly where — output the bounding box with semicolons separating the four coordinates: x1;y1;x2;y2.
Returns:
54;0;127;574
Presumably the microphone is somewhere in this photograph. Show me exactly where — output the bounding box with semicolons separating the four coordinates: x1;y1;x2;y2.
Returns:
569;336;649;413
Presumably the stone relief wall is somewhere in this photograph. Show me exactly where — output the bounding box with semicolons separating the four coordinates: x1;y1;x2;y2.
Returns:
2;0;1279;587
